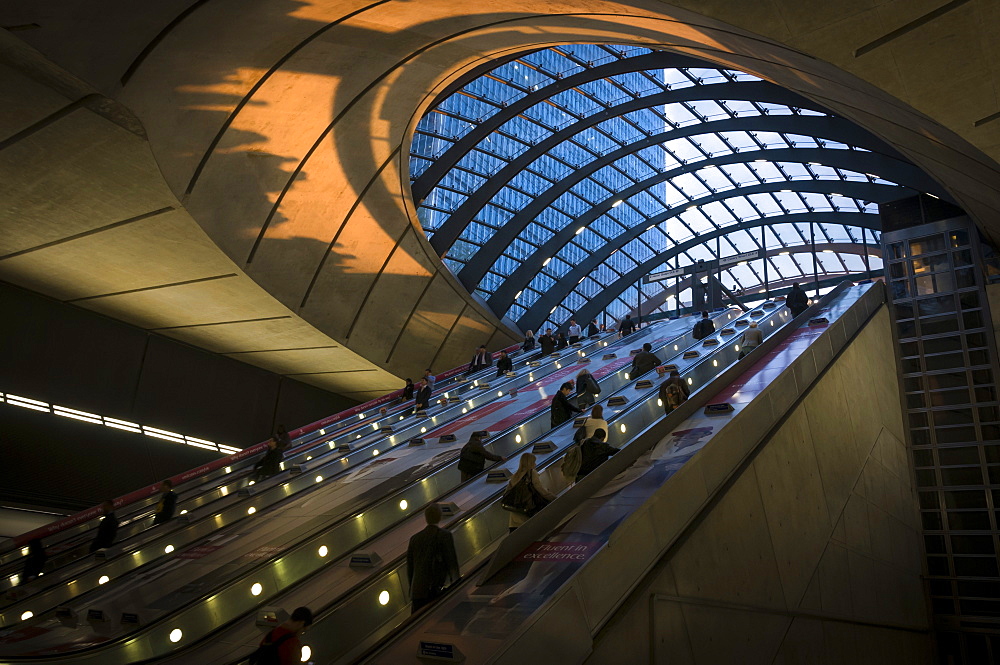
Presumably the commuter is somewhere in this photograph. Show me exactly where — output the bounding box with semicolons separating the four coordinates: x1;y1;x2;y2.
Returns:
423;369;436;391
152;480;177;525
692;311;715;340
587;319;600;337
579;404;609;440
414;379;432;413
575;368;601;408
630;342;661;377
522;329;536;352
401;378;415;401
252;439;283;481
658;369;690;414
506;453;556;532
555;332;569;350
89;500;119;552
495;350;513;377
786;282;809;317
576;429;619;481
550;381;583;428
250;606;313;665
567;320;582;344
539;330;556;355
619;315;636;337
457;433;505;482
19;538;46;585
739;320;764;359
407;504;461;613
274;424;291;452
465;345;492;376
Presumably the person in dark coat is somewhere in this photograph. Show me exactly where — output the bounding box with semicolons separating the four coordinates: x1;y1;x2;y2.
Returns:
630;342;661;377
466;345;492;376
457;433;505;481
89;500;119;552
252;438;283;481
692;311;715;340
20;539;46;584
550;382;584;428
401;378;415;401
414;379;432;412
576;429;619;481
575;368;600;408
495;350;513;377
274;424;291;452
555;332;569;350
786;283;809;317
587;319;600;337
658;369;690;414
152;480;177;525
407;504;460;613
539;330;557;355
619;315;636;337
522;330;536;352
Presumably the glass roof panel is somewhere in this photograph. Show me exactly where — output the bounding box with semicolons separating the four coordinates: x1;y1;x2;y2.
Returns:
411;44;922;330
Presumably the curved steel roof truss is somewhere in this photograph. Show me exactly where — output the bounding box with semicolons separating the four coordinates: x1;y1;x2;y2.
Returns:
409;44;929;333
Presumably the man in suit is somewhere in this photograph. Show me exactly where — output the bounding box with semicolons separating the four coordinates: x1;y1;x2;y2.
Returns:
414;379;432;413
550;381;584;428
406;504;460;613
466;345;492;376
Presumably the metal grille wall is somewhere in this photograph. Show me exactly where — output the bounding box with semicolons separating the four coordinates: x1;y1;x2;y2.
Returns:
881;197;1000;663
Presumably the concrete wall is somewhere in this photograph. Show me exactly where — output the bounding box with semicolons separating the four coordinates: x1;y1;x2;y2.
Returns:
0;281;358;510
585;307;930;664
4;2;1000;405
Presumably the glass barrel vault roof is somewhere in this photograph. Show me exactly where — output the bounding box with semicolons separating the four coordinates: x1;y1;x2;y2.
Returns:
409;44;935;332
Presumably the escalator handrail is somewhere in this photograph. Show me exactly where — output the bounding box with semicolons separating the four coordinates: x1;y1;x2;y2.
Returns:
8;342;527;549
479;281;859;582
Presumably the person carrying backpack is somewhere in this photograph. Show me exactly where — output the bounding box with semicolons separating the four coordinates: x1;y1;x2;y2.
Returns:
692;311;715;340
658;369;690;415
576;429;619;481
249;606;313;665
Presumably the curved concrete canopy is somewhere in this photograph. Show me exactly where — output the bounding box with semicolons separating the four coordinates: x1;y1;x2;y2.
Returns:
1;0;999;400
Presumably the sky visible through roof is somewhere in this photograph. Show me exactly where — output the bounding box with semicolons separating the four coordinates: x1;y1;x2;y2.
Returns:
410;44;898;332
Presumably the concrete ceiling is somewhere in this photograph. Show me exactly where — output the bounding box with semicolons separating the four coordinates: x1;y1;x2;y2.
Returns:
1;0;998;402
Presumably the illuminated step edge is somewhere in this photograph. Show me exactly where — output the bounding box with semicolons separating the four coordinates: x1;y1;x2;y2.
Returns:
0;391;238;455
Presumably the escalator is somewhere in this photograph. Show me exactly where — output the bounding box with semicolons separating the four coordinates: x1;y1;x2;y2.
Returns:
361;281;885;665
0;317;704;663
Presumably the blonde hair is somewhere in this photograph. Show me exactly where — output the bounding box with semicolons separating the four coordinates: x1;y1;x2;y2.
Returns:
511;452;537;484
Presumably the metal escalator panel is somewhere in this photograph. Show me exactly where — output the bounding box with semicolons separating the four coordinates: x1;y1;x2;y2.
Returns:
362;282;883;664
0;321;690;662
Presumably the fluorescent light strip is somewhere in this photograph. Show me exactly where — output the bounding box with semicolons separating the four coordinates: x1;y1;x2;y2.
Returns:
104;417;142;433
53;405;103;424
2;389;244;457
5;394;51;412
143;427;185;443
